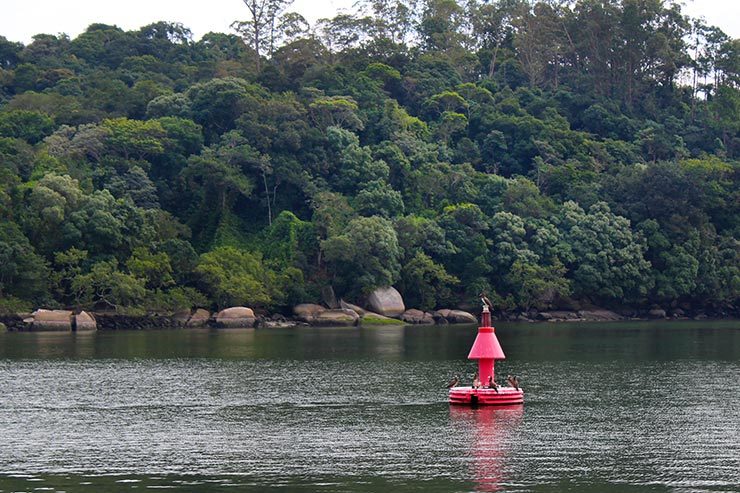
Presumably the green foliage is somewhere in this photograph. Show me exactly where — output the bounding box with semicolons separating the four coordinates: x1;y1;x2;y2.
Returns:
398;251;458;310
182;150;254;217
0;296;33;315
354;180;405;217
309;96;363;131
50;247;88;304
558;201;652;303
507;259;570;311
72;259;147;310
101;117;167;159
311;191;356;238
322;216;402;297
146;94;193;119
262;210;316;268
186;77;261;141
126;247;175;289
439;203;491;295
0;8;736;314
0;110;55;143
195;246;272;308
143;287;208;313
326;126;390;193
394;214;455;258
0;222;49;301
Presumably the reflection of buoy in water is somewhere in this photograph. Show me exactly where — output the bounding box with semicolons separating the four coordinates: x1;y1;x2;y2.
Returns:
450;405;523;492
449;305;524;406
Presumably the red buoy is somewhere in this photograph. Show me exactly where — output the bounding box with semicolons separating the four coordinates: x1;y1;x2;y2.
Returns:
449;305;524;405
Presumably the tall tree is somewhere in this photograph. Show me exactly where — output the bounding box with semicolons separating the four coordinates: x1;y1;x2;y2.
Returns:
232;0;294;69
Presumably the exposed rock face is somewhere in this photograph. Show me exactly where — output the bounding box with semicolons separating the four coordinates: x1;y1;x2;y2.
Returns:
293;303;326;323
313;308;359;326
578;309;622;321
670;308;686;318
74;311;97;331
433;309;478;324
537;310;580;321
258;320;301;329
186;308;211;327
173;310;191;325
648;308;667;319
367;286;405;318
340;299;366;316
401;309;435;325
215;307;255;328
321;286;339;309
32;309;73;331
94;313;180;330
445;310;477;324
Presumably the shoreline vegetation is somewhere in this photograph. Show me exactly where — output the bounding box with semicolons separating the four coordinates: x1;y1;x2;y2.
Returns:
0;0;738;321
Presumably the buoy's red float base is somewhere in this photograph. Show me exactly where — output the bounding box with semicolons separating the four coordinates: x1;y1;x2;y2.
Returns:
448;305;524;406
449;387;523;406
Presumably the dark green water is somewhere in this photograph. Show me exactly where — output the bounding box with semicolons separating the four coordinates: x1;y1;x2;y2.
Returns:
0;321;738;492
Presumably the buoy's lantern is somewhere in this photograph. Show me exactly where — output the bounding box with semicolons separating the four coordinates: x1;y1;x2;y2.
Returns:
449;306;524;406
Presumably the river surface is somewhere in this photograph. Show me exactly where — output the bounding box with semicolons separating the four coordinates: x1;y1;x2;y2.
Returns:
0;321;738;492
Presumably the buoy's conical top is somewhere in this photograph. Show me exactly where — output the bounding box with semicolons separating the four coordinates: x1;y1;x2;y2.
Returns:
467;326;506;360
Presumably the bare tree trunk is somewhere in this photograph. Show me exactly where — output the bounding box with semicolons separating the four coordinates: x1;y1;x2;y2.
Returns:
271;183;279;221
488;43;500;79
254;30;261;71
262;171;272;226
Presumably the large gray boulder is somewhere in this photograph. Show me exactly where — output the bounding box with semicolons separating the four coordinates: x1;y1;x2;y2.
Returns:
186;309;211;327
401;309;435;325
313;308;359;326
445;310;477;324
293;303;326;323
74;311;97;331
340;299;366;316
215;307;255;328
173;310;191;325
32;309;73;331
367;286;405;318
648;308;667;319
321;286;339;309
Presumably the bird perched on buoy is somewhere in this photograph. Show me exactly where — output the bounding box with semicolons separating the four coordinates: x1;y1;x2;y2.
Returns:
446;375;460;388
478;292;494;310
487;375;498;392
472;372;481;389
507;375;520;390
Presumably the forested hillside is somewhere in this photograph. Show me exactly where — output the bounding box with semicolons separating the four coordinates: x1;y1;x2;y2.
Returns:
0;0;738;316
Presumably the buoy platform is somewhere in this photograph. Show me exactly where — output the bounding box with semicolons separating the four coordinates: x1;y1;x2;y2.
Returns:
448;386;523;406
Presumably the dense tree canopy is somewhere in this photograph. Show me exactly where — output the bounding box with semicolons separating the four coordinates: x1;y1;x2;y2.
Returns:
0;0;737;315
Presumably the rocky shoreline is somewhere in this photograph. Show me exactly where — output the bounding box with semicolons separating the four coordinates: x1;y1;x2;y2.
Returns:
1;285;736;332
0;306;734;333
